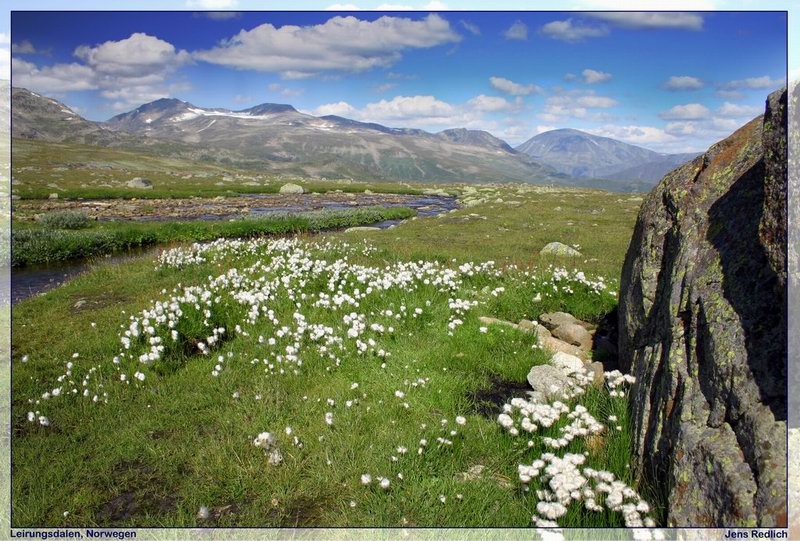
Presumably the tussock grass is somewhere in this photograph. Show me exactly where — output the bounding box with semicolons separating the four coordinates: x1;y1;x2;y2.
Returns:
12;206;413;266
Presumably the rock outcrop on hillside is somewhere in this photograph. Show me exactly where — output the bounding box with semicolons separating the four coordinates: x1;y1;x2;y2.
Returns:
618;88;787;527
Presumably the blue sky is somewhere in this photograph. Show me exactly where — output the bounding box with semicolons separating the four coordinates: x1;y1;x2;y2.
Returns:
4;7;789;152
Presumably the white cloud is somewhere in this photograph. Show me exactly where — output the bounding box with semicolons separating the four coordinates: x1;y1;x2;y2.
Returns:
659;103;711;120
540;19;609;42
459;20;480;36
326;1;448;9
361;94;456;122
12;58;98;92
74;33;190;78
312;101;358;117
13;33;193;109
489;76;541;96
193;14;460;78
539;89;617;121
309;93;523;134
582;68;611;84
721;75;785;90
716;102;761;118
503;20;528;41
186;0;238;8
585;124;679;146
664;75;704;90
326;3;361;8
586;12;703;31
0;33;9;46
467;94;518;113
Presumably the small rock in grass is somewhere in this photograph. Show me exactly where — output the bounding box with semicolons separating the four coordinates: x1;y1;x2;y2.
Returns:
539;242;581;257
279;183;304;194
539;312;581;331
526;364;572;400
127;177;153;189
551;351;584;374
551;323;593;351
539;335;587;361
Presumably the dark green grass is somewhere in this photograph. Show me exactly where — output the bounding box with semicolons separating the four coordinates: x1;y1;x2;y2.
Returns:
11;206;414;266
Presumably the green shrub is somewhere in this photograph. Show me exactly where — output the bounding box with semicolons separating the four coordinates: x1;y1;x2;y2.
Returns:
38;210;92;230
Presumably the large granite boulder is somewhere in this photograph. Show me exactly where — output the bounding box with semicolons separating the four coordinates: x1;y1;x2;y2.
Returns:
618;88;787;527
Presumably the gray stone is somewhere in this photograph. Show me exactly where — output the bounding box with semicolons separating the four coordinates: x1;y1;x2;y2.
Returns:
517;319;539;332
539;241;581;257
539;335;587;361
618;88;787;527
127;177;153;189
526;364;573;400
550;352;584;374
48;193;58;199
278;183;304;194
551;323;593;351
539;312;581;331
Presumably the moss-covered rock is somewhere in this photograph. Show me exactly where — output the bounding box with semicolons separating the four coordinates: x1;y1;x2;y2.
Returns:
619;88;787;527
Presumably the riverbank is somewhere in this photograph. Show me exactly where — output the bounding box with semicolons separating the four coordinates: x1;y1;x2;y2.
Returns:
12;206;414;267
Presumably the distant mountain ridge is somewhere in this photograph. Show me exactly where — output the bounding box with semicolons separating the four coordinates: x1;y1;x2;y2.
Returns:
515;128;701;185
13;87;716;190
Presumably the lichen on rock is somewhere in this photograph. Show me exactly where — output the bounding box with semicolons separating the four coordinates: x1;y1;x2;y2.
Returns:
619;88;787;527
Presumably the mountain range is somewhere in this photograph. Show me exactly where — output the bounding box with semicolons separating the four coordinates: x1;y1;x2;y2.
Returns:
515;128;700;187
11;87;712;191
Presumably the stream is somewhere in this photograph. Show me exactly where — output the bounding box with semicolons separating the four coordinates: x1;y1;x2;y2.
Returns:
12;193;459;304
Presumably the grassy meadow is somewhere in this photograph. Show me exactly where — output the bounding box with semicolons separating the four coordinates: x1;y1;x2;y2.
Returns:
10;174;657;528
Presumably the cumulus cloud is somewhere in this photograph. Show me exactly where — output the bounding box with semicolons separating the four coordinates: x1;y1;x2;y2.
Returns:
586;12;703;31
659;103;711;120
503;20;528;40
312;101;358;117
13;33;192;110
309;93;522;133
585;124;679;146
467;94;520;113
489;76;541;96
664;75;704;90
11;58;98;92
74;33;190;78
538;89;617;121
540;19;609;42
582;69;611;84
721;75;785;90
193;14;460;78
